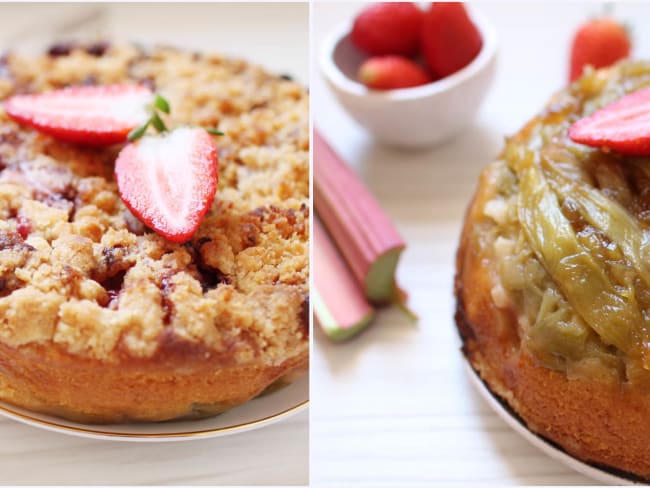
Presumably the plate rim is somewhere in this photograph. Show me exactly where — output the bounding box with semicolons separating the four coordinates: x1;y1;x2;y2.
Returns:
464;359;644;485
0;380;309;442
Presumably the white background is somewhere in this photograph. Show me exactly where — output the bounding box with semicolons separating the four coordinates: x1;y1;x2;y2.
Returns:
0;3;308;485
312;1;650;486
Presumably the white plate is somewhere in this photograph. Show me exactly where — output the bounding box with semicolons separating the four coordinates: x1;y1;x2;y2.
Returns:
465;361;645;485
0;375;308;442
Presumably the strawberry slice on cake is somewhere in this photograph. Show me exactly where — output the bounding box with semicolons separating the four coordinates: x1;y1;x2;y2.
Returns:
115;127;219;243
4;84;153;146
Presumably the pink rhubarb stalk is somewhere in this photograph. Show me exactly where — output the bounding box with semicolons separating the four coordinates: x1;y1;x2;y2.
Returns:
314;218;375;341
314;128;405;304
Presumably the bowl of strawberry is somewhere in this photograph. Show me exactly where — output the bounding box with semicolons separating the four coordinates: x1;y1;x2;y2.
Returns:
320;2;497;149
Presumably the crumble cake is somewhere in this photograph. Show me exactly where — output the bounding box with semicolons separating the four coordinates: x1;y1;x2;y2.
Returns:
0;41;309;423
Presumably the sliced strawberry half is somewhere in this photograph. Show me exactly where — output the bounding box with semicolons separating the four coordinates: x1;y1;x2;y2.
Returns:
115;127;218;243
4;84;153;146
569;87;650;156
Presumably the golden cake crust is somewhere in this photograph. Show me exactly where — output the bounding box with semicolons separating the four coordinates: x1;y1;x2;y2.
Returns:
455;61;650;479
0;42;309;423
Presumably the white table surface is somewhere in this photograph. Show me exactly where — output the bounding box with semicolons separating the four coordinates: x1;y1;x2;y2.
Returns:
311;2;650;486
0;3;308;486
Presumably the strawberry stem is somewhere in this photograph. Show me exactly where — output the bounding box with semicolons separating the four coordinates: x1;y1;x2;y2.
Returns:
128;93;223;143
127;120;150;141
151;112;168;132
154;94;171;114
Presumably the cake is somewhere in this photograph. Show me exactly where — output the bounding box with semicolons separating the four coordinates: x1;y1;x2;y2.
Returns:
0;41;309;423
455;60;650;478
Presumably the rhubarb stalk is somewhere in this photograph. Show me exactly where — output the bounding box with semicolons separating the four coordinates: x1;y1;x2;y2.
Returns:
314;218;375;341
314;128;405;304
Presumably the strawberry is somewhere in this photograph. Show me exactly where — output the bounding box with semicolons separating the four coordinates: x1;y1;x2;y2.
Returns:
351;3;423;56
421;2;483;78
569;17;631;82
568;87;650;156
115;127;218;243
3;84;153;146
358;56;433;90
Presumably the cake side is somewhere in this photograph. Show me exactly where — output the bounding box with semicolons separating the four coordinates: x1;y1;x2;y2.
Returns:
0;341;308;423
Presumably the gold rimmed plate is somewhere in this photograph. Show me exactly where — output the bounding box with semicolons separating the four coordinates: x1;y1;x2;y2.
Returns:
0;375;308;442
465;361;644;485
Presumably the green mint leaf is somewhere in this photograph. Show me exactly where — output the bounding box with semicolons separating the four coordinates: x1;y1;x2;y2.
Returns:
154;94;171;114
128;121;149;141
151;113;168;132
206;128;224;136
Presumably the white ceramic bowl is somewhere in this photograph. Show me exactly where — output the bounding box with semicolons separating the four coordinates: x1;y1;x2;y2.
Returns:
320;8;498;149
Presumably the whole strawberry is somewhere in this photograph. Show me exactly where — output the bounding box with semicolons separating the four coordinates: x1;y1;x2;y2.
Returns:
351;3;423;56
421;2;483;78
569;17;631;82
358;56;432;90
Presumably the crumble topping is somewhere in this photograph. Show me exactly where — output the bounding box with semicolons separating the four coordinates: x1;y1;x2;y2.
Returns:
0;42;309;364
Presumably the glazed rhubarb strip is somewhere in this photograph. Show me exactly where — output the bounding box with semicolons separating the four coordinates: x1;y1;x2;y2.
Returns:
314;128;405;304
314;218;375;341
